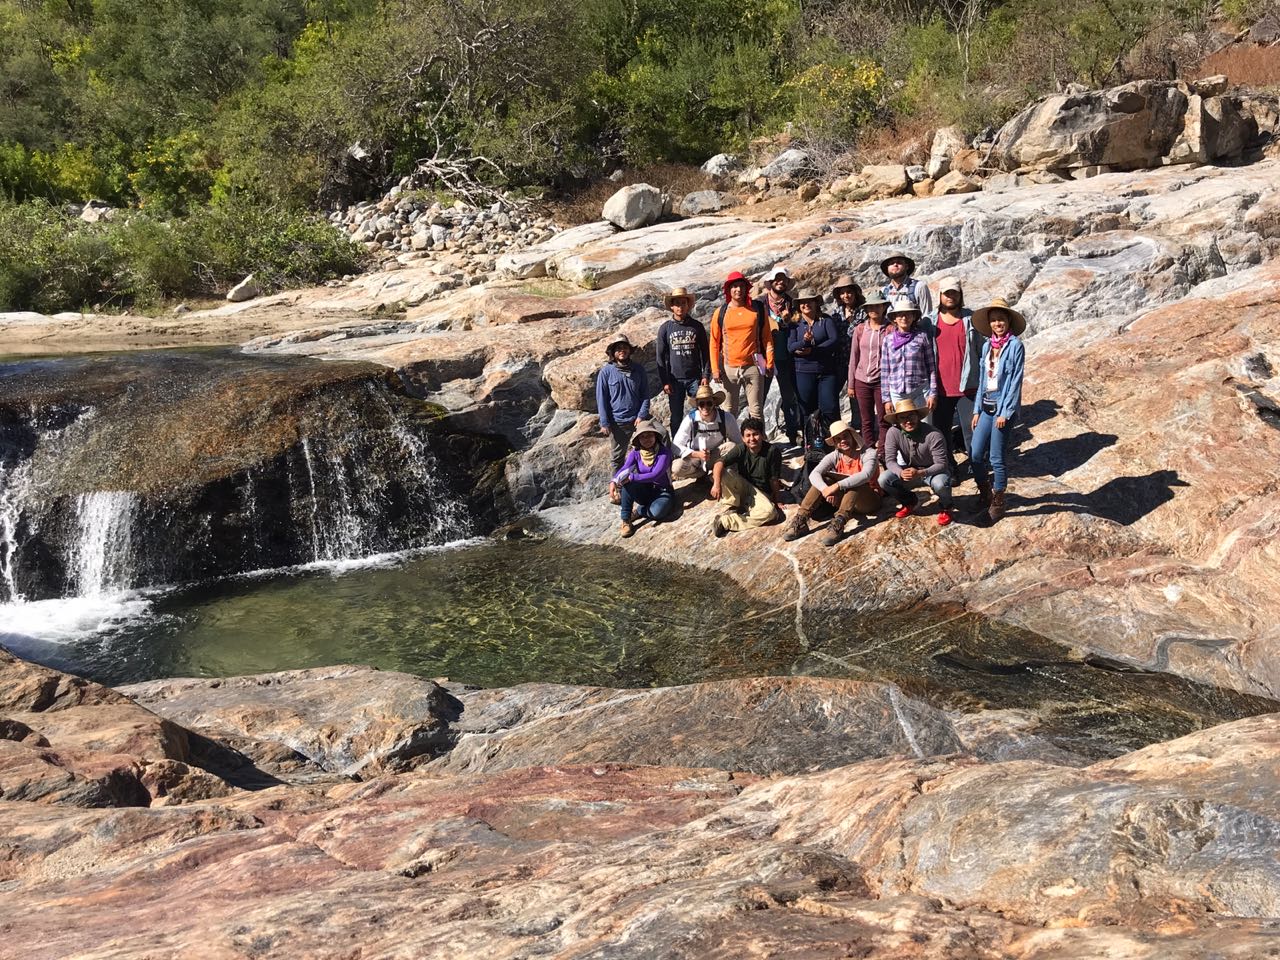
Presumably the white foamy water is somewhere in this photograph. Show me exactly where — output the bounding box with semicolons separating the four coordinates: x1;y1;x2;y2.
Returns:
72;491;137;597
0;593;154;648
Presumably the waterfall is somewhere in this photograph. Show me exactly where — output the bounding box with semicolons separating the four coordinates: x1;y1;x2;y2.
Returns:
0;459;32;602
70;492;137;597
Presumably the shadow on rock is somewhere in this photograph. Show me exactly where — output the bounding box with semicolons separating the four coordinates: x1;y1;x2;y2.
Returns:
1018;430;1119;478
1010;469;1188;525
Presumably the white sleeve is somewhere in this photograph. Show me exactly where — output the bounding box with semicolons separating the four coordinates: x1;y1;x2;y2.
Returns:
673;415;695;457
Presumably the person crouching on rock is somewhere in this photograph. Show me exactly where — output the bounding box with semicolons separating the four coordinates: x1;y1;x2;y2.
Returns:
672;384;742;483
655;287;710;435
614;420;676;538
879;397;953;526
969;297;1027;523
709;416;783;537
784;420;881;546
881;296;938;424
597;334;651;505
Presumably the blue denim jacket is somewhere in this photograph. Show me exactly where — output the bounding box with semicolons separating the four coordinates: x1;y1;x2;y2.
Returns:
973;335;1025;420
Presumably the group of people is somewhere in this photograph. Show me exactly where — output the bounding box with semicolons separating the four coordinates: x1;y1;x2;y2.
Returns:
595;253;1026;543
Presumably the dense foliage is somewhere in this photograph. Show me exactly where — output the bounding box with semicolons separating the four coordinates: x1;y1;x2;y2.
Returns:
0;0;1232;310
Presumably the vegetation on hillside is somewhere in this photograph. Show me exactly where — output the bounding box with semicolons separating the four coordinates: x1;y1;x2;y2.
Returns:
0;0;1248;311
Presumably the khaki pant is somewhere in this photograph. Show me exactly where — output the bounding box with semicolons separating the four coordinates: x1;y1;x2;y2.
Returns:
722;364;766;421
798;476;881;518
672;441;736;479
717;469;780;531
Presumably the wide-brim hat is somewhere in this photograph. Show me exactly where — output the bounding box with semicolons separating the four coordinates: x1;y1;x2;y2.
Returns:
630;419;665;447
664;287;695;308
825;419;858;445
972;297;1027;336
886;396;929;423
762;266;795;291
863;292;889;309
693;383;726;406
793;287;822;304
880;251;916;276
722;270;751;301
605;334;635;356
831;274;862;297
887;296;921;317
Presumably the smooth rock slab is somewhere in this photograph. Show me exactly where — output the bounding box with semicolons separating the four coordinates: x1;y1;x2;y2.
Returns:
121;664;459;777
434;677;965;775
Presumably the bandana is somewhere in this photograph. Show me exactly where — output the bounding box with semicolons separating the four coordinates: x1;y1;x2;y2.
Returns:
891;327;918;350
989;332;1012;352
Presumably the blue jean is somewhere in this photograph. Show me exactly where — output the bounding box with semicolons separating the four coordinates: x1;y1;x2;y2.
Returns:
620;482;677;522
970;410;1013;491
879;469;952;508
666;379;701;434
794;370;840;432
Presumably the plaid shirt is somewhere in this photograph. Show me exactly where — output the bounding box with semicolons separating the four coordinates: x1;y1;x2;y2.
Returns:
880;330;937;402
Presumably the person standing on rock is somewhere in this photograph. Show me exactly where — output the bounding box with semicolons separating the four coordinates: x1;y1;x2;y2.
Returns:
787;288;842;443
969;298;1027;523
596;334;651;505
880;297;938;422
848;292;892;465
831;275;865;425
655;287;711;434
879;252;934;317
614;419;677;538
783;420;881;546
758;266;802;448
671;384;742;482
879;397;953;526
710;271;772;422
928;277;982;482
710;416;783;536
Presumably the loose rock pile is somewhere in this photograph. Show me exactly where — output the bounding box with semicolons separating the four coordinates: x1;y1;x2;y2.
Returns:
330;178;561;284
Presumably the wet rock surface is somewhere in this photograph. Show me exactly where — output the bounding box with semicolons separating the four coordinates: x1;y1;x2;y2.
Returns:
2;649;1279;959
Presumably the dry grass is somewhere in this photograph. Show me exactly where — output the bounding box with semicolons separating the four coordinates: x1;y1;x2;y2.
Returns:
1199;44;1280;88
850;116;939;168
541;163;709;225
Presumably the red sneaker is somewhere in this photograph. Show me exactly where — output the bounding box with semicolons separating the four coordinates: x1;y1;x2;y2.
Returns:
936;510;953;526
894;505;913;519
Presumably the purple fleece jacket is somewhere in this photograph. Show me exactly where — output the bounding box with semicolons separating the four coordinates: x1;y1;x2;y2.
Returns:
612;445;673;488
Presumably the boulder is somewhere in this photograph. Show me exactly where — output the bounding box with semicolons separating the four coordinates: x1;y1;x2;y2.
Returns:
931;170;981;195
927;126;967;179
911;178;935;197
495;221;615;279
79;201;117;224
759;148;812;181
993;80;1189;172
859;163;910;197
796;181;821;202
601;183;665;230
701;153;741;179
905;164;927;182
225;274;262;303
678;190;736;217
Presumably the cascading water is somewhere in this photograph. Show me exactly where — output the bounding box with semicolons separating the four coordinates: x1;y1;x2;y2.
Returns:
0;351;482;609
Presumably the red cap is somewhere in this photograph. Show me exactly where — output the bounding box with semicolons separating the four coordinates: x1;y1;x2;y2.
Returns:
722;271;750;301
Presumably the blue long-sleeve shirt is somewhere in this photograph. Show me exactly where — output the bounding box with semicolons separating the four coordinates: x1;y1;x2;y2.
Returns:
787;314;841;374
973;336;1025;419
595;361;650;426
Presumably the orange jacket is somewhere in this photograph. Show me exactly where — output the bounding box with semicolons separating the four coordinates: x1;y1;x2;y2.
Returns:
711;303;773;377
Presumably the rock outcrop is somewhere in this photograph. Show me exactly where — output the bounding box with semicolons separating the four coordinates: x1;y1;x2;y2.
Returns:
2;649;1279;958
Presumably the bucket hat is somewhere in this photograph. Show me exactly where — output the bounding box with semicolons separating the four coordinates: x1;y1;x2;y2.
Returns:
664;287;695;308
630;419;665;447
886;395;929;423
793;287;822;305
605;334;635;357
972;297;1027;336
825;419;858;445
879;251;917;276
722;270;751;301
831;274;862;297
888;295;921;317
692;383;726;407
863;292;889;309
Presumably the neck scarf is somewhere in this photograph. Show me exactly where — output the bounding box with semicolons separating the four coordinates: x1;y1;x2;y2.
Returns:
891;327;918;349
766;290;789;319
639;447;658;467
989;332;1012;353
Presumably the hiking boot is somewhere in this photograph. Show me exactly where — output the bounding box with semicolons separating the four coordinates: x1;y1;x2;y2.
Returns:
973;478;993;512
988;489;1007;523
822;514;849;546
710;513;729;538
782;508;811;542
619;520;635;538
936;509;953;526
